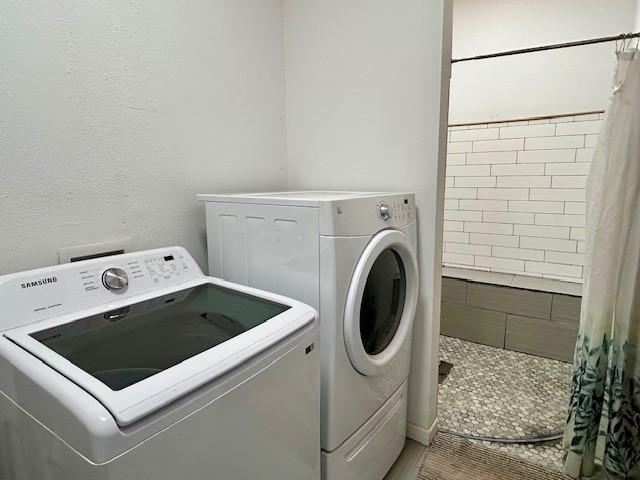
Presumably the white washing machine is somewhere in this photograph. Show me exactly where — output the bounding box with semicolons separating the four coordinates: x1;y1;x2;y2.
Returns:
0;247;320;480
198;191;419;480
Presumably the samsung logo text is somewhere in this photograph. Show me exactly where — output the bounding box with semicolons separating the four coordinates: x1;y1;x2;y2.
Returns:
21;277;58;289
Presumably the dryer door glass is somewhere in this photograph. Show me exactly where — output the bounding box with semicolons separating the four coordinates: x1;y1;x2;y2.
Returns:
343;229;418;376
359;249;406;355
30;284;290;391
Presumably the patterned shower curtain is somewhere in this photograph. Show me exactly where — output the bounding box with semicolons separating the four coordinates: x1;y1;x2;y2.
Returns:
563;49;640;479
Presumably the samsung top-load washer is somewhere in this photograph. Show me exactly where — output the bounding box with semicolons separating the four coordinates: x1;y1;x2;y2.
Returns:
0;247;320;480
198;191;419;480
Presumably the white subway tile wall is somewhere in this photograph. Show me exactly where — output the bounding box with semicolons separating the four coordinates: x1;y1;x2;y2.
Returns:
444;112;602;282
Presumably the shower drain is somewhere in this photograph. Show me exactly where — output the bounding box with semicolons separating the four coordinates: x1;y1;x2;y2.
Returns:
438;361;454;384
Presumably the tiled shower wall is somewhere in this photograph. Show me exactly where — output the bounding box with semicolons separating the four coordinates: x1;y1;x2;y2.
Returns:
444;111;603;282
441;277;580;362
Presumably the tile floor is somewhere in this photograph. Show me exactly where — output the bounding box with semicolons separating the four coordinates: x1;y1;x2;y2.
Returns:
438;335;573;471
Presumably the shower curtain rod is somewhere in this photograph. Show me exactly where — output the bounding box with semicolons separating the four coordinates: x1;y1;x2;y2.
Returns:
452;32;640;64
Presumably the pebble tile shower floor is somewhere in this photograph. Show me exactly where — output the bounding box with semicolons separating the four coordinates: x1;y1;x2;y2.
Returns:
438;335;573;471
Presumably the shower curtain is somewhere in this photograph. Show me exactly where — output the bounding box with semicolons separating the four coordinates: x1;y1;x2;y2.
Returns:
563;49;640;479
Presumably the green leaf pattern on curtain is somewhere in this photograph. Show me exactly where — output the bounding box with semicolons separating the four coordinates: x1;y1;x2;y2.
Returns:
563;49;640;479
565;333;639;478
566;334;607;457
603;340;640;478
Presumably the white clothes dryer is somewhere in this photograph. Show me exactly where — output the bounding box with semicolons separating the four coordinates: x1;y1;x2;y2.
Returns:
0;247;320;480
199;191;419;480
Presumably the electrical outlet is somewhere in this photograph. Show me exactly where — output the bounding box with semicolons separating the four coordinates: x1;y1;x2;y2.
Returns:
58;238;132;264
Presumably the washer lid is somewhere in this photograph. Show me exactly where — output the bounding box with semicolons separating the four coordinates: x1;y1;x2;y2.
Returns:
5;278;316;426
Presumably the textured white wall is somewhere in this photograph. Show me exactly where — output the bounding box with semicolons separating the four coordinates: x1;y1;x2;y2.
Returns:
0;0;286;274
450;0;636;123
2;0;450;443
283;0;451;442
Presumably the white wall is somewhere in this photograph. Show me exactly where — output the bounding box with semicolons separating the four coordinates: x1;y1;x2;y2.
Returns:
2;0;451;443
450;0;636;123
0;0;286;274
284;0;451;442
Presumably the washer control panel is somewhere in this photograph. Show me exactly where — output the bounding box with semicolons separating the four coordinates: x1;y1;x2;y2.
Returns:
0;247;204;331
78;251;194;294
145;254;183;283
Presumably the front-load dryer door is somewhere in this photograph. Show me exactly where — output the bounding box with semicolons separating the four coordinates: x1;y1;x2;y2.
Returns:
343;230;419;376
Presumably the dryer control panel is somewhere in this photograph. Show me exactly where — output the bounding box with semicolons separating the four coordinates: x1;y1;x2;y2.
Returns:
0;247;203;332
321;193;416;236
377;199;413;223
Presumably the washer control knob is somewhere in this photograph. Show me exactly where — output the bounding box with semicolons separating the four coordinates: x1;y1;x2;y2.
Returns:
102;268;129;291
379;203;392;221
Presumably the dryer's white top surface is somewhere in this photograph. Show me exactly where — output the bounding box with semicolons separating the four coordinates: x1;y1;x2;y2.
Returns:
246;191;380;200
197;190;411;207
199;191;416;235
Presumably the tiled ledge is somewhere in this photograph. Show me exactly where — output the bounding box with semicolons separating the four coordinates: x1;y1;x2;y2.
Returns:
442;266;583;296
449;109;605;128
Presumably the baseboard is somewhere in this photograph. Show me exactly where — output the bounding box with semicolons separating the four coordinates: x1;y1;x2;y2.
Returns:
406;417;438;446
427;417;439;444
